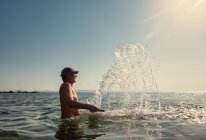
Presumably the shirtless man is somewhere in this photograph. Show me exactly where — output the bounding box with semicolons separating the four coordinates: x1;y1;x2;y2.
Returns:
59;67;100;119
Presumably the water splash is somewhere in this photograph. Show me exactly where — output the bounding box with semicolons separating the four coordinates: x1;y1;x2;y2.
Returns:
92;43;158;109
100;43;158;93
87;43;206;125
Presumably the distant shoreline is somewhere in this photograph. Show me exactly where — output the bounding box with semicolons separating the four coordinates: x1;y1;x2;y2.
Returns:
0;90;39;93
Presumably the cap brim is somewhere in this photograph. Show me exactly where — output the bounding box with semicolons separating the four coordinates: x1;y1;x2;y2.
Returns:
72;71;79;74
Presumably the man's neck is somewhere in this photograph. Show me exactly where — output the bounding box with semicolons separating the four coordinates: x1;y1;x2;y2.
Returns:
63;81;74;86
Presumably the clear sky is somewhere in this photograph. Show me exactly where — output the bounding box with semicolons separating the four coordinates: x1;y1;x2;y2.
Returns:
0;0;205;92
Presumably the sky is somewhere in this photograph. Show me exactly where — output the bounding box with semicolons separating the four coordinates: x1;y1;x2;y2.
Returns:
0;0;205;92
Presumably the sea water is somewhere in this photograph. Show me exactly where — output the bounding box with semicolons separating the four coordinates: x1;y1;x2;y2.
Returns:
0;92;206;139
0;44;206;139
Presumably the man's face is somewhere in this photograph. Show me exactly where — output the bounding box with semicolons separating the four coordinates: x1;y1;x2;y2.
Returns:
67;72;77;83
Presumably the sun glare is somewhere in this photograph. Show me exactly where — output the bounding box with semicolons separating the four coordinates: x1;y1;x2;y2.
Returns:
156;0;206;27
145;0;205;24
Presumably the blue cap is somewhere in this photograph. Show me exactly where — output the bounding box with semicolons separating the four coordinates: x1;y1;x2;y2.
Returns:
60;67;79;77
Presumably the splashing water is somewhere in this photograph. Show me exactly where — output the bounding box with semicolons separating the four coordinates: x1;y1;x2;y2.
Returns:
100;43;158;93
88;43;206;125
90;43;159;110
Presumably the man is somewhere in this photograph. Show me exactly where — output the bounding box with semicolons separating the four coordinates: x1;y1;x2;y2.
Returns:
59;67;100;119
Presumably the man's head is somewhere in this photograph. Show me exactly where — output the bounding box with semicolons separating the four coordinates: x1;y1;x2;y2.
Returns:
60;67;79;83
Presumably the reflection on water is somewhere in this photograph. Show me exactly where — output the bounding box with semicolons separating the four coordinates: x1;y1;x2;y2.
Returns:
55;118;82;140
55;113;162;140
55;117;104;140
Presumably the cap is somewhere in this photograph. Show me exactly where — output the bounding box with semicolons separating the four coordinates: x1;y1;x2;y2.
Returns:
60;67;79;77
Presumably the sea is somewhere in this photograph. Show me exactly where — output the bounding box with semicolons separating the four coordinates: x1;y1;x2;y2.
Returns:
0;91;206;140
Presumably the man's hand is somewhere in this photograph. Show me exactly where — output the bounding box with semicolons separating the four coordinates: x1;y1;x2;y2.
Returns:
88;104;100;112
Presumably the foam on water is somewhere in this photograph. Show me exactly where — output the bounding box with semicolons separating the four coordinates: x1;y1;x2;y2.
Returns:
89;43;206;124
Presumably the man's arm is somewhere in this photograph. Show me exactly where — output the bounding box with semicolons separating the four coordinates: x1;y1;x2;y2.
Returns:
63;83;99;112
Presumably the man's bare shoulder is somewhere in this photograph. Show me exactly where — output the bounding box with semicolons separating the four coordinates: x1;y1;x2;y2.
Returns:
61;82;71;88
60;83;72;92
